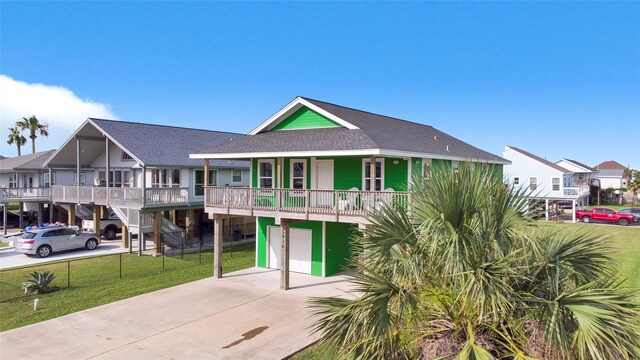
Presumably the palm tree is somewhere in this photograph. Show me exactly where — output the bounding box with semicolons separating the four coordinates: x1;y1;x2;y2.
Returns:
6;126;27;156
17;116;49;154
311;164;640;359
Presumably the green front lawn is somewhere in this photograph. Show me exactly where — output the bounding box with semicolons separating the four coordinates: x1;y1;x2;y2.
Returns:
0;243;255;331
0;242;8;248
539;222;640;290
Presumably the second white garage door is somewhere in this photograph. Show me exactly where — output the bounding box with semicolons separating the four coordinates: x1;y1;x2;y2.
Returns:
268;226;312;275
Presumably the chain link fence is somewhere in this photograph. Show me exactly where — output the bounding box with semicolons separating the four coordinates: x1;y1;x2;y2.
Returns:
0;225;255;303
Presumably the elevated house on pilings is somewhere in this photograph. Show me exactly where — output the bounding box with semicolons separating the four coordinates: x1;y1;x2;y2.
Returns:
502;145;592;222
0;150;75;232
43;118;251;251
190;96;509;289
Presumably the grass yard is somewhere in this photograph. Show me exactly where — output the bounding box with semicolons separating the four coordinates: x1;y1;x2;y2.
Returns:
0;242;255;331
0;242;8;248
539;222;640;290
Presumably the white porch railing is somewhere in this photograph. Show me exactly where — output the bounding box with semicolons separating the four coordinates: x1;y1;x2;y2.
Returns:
204;186;409;218
0;187;51;202
50;185;191;208
563;186;590;197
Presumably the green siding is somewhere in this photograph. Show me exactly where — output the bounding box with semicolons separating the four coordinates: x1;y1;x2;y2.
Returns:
251;158;258;187
325;222;357;276
432;159;452;173
256;217;323;277
332;157;364;190
384;157;408;191
256;216;275;268
272;107;341;131
291;221;323;277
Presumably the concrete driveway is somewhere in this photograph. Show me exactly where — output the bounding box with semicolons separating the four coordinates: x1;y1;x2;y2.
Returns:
0;239;127;270
0;268;354;359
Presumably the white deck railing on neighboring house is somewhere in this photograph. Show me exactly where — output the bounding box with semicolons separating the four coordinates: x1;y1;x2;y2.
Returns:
204;186;409;219
0;187;51;202
51;185;193;209
563;186;590;198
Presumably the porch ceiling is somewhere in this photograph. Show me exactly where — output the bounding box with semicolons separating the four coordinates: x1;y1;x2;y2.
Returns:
46;122;110;167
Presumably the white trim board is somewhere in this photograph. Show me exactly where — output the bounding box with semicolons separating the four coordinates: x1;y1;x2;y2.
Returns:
248;97;359;135
191;148;510;165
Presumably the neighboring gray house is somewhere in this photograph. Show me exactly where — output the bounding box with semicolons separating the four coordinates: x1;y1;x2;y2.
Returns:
44;118;250;249
0;150;77;226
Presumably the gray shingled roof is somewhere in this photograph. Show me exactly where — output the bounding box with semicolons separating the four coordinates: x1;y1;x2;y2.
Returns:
562;158;596;172
597;169;624;177
195;97;507;163
507;146;572;174
0;150;56;171
90;119;248;168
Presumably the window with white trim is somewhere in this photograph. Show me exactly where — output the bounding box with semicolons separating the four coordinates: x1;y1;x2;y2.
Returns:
513;177;520;186
43;173;55;187
363;159;383;191
194;169;217;196
529;177;537;191
8;174;17;188
552;178;560;191
74;172;86;186
290;159;306;190
258;160;274;188
232;169;242;183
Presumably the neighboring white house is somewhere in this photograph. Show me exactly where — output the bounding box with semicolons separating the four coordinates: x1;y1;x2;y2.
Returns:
502;146;590;222
594;160;627;189
555;159;598;187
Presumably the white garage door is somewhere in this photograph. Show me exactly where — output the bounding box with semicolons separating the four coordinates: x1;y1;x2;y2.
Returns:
268;226;312;275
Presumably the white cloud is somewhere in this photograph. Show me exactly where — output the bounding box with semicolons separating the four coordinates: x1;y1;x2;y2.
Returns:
0;74;117;156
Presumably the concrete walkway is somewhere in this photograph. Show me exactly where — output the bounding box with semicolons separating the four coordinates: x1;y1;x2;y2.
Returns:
0;268;355;360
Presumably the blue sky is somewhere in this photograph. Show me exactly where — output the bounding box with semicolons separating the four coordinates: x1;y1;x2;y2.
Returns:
1;2;638;168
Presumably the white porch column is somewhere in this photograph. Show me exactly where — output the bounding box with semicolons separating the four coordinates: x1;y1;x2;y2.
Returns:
572;200;576;223
76;138;81;208
370;156;376;191
545;199;549;221
105;137;110;201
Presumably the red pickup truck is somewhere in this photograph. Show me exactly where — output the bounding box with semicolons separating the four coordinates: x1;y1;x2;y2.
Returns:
575;207;635;226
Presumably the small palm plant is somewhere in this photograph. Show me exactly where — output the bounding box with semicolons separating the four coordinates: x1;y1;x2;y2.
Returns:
22;271;58;295
311;164;640;359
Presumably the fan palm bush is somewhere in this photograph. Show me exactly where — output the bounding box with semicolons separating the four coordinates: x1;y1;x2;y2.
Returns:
311;165;640;359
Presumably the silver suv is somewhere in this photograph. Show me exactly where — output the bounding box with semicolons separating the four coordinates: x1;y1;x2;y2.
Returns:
14;226;101;258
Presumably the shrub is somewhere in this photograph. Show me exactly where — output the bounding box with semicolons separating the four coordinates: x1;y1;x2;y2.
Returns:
22;271;59;295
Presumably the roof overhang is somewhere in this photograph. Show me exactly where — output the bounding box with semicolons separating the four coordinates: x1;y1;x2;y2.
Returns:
190;148;510;165
44;119;144;168
248;97;359;135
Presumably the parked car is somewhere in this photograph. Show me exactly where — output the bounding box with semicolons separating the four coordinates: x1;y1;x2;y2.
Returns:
574;207;635;226
14;226;101;258
618;208;640;223
82;210;122;240
0;210;21;229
